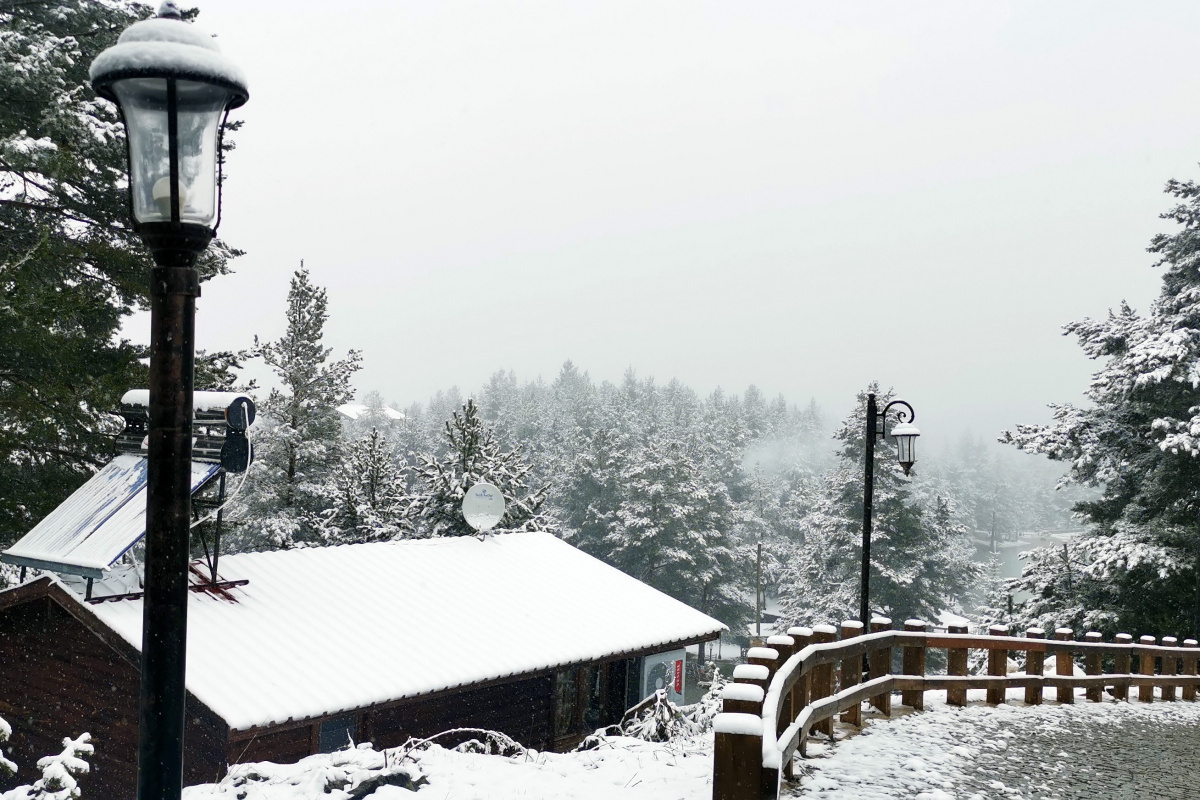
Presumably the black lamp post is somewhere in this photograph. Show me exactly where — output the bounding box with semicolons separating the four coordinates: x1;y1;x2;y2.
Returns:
90;5;247;799
860;392;920;625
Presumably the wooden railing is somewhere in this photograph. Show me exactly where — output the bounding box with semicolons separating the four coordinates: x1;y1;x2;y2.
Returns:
711;618;1200;800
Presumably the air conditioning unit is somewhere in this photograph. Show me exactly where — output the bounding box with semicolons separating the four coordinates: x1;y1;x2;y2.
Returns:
641;648;686;704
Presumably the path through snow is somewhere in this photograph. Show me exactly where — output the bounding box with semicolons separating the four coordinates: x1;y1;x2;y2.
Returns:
788;689;1200;799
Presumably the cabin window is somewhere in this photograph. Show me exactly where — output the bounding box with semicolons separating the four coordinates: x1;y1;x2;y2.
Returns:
318;715;357;753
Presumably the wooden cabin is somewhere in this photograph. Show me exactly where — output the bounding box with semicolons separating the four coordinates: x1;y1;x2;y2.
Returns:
0;531;724;798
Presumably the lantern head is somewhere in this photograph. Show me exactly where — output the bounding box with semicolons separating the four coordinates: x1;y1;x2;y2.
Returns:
890;421;920;476
90;3;248;266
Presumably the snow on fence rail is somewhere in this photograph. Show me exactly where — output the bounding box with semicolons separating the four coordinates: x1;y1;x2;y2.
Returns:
710;617;1200;800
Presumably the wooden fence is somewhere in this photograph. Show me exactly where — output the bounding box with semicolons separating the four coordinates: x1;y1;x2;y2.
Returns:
711;617;1200;800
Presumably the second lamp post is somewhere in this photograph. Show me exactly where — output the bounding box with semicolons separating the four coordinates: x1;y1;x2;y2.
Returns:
860;392;920;626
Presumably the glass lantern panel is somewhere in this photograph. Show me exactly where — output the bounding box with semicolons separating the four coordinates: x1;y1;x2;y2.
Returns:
113;78;232;228
895;434;916;465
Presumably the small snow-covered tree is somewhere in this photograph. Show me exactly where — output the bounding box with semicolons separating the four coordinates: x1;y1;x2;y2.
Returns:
404;399;552;538
230;266;361;550
0;718;93;800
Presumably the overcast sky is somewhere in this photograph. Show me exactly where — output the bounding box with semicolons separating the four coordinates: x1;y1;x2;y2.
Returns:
130;1;1200;450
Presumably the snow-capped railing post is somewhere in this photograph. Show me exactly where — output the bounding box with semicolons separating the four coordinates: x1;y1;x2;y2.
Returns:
712;712;764;800
987;624;1008;705
1184;639;1198;701
1162;637;1179;701
733;662;770;695
765;634;796;780
1055;628;1075;703
1138;635;1156;702
1084;631;1104;702
1113;633;1133;701
721;682;765;716
747;646;780;688
901;619;926;710
1024;628;1045;705
810;625;838;736
839;620;863;726
946;622;968;707
868;617;892;715
787;626;813;723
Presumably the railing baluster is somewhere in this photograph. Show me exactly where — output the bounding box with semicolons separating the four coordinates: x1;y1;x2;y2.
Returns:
1162;636;1179;701
1114;633;1133;701
902;619;927;710
1084;631;1103;702
1139;635;1156;702
1025;627;1045;705
988;624;1008;705
811;625;837;737
868;617;892;716
840;620;863;726
766;634;796;780
1184;639;1198;702
1055;628;1074;704
947;622;968;707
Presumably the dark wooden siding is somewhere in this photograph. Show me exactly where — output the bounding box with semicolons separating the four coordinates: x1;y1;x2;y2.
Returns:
228;722;314;767
0;597;229;799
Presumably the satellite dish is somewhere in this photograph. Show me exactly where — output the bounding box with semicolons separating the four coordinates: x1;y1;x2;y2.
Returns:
462;482;506;532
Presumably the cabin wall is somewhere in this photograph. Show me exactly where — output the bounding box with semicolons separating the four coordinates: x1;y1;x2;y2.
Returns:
0;597;228;799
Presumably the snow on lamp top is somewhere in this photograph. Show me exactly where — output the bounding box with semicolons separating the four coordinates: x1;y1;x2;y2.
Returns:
89;8;249;100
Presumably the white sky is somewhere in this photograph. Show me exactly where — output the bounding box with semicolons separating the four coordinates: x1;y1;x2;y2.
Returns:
129;1;1200;446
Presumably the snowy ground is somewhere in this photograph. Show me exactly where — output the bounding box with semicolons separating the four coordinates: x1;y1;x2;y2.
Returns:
789;689;1200;799
183;690;1200;800
183;735;716;800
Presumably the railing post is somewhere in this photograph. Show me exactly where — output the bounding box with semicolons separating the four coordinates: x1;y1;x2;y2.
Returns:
766;634;796;780
1024;628;1045;705
946;623;968;707
988;624;1008;705
787;627;813;723
1161;637;1179;701
810;625;837;738
1084;631;1103;702
1113;633;1133;702
721;682;766;716
868;617;892;716
1139;635;1156;702
840;620;863;726
1055;628;1074;704
713;713;764;800
1184;639;1198;702
901;619;927;710
733;663;771;695
743;646;780;800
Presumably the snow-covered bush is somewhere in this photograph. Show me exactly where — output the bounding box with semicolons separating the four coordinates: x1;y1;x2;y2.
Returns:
0;719;93;800
184;744;425;800
682;662;729;733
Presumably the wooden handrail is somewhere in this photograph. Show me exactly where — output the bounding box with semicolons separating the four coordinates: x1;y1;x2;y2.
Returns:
714;622;1200;800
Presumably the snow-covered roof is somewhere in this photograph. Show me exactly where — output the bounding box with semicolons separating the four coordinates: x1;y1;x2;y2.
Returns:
57;531;725;732
336;403;405;421
1;455;220;578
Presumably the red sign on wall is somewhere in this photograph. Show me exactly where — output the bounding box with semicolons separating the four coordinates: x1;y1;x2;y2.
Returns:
674;660;683;694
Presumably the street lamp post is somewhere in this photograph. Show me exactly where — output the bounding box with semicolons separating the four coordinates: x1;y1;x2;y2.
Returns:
90;6;247;799
860;392;920;625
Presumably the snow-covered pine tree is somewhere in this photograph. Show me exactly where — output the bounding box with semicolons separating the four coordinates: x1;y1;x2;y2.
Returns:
315;428;409;545
775;386;980;628
229;266;361;549
404;399;552;538
0;0;242;549
0;716;92;800
1003;175;1200;637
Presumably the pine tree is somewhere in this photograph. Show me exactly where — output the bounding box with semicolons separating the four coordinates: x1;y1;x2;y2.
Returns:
230;266;361;549
316;427;408;545
1004;175;1200;636
0;0;241;546
404;399;552;538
